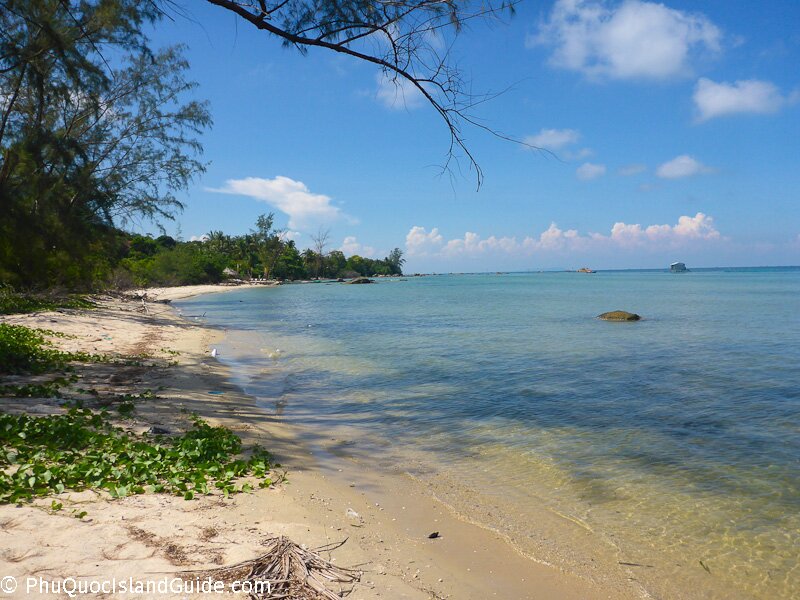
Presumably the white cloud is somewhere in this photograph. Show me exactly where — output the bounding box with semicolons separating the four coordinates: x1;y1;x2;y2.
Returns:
442;232;521;257
189;234;209;242
405;226;445;257
619;163;646;176
376;72;424;109
404;213;720;259
672;213;721;239
566;147;594;160
607;212;719;246
531;223;583;250
340;236;377;258
693;78;798;121
576;162;607;180
656;154;713;179
207;176;343;230
524;128;581;150
531;0;721;80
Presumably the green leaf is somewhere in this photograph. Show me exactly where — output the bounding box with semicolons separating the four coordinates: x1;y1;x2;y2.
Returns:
0;411;277;507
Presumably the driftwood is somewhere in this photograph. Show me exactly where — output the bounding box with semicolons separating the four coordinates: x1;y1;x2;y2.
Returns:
181;536;361;599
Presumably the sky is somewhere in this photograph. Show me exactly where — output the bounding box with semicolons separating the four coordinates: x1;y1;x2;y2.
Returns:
144;0;800;272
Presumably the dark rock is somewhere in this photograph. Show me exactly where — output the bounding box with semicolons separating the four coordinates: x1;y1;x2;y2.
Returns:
428;531;440;539
345;277;374;284
598;310;641;321
147;426;171;435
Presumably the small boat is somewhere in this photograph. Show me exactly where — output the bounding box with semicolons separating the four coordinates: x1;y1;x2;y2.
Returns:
577;267;596;273
670;262;688;273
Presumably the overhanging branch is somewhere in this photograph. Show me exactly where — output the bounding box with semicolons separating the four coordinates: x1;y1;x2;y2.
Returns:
204;0;529;189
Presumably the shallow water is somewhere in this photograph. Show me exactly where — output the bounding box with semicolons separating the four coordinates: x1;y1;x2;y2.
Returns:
179;269;800;599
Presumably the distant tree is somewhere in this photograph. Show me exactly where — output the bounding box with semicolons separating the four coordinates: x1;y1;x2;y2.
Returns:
386;248;406;275
231;235;256;278
310;227;330;278
272;240;305;280
345;255;367;276
205;0;520;187
205;230;231;254
129;235;160;258
120;242;226;286
156;235;178;249
327;250;347;277
301;248;318;277
252;213;286;279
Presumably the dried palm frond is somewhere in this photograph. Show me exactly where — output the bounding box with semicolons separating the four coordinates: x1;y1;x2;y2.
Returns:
182;536;361;599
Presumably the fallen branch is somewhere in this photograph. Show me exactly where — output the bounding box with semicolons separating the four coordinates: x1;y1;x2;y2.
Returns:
181;536;361;599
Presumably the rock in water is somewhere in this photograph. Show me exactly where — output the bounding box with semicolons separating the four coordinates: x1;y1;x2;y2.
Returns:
598;310;641;321
346;277;374;284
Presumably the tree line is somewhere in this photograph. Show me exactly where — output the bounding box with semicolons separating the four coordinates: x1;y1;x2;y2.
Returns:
1;1;504;290
118;213;404;287
1;1;208;289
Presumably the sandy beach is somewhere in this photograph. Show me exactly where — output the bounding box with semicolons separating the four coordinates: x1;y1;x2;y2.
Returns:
0;285;645;600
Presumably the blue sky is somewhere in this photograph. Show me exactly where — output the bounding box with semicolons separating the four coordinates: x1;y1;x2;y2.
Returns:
145;1;800;271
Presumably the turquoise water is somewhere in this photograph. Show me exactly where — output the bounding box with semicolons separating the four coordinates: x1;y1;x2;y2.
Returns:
179;269;800;599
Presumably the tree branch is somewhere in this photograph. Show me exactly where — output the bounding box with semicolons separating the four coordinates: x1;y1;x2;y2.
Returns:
204;0;525;189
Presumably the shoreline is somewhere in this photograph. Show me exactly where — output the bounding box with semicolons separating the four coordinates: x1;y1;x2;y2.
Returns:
174;284;650;599
1;284;644;599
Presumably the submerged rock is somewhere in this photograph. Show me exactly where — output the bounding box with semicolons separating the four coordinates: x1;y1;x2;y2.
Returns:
598;310;641;321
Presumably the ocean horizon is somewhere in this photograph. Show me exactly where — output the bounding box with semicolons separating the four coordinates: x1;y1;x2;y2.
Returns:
179;266;800;599
401;265;800;275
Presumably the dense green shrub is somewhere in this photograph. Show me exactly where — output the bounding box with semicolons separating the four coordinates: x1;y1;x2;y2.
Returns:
0;324;69;374
0;287;95;315
0;409;275;504
0;324;109;374
120;243;227;286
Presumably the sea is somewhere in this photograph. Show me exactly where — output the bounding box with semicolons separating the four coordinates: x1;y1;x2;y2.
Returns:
176;267;800;599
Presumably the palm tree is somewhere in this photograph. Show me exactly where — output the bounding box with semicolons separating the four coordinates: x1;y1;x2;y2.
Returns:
386;248;405;275
232;235;254;278
205;230;229;254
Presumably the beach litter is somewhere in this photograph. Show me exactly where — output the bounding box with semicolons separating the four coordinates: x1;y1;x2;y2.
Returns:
182;536;361;599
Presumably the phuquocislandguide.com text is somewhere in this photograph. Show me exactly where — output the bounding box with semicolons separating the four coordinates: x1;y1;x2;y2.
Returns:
7;575;271;597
